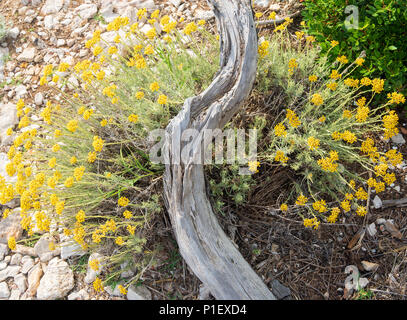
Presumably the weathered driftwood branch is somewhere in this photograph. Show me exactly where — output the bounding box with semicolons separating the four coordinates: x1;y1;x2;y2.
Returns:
162;0;276;300
381;197;407;209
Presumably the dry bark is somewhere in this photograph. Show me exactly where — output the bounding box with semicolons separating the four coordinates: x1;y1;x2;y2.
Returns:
162;0;276;300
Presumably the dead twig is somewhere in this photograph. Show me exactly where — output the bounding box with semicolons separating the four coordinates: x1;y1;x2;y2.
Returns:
256;11;302;27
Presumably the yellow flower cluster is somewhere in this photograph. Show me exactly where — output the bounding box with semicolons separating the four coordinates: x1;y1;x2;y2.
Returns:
312;199;328;213
286;109;301;127
258;40;270;58
74;166;85;181
157;94;168;105
340;130;357;144
303;217;320;229
387;92;405;105
8;236;16;250
307;136;320;150
385;149;403;166
367;178;385;193
360;138;378;161
355;187;368;200
76;210;86;223
274;123;287;137
107;16;129;32
330;40;339;47
93;278;103;292
118;196;130;207
356;206;367;217
382;110;399;139
248;161;260;173
128;114;139;123
317;151;339;172
371;78;384;93
337;55;348;64
327;207;340;223
311;93;323;106
274;150;289;163
295;31;304;40
341;200;351;212
344;78;359;87
274;17;293;33
89;258;100;271
92;136;104;153
280;203;288;211
295;195;308;206
288;58;298;75
183;22;197;35
67;120;78;133
360;77;372;86
355;58;365;66
326;82;338;91
330;69;341;80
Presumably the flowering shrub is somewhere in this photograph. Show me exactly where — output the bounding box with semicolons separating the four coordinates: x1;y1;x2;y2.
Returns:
248;19;404;229
1;11;218;293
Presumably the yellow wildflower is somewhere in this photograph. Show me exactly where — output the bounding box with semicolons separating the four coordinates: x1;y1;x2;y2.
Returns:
8;236;16;250
274;123;287;137
311;93;323;106
371;78;384;93
245;159;259;173
307;137;320;150
118;285;127;295
118;197;130;207
274;150;289;163
115;236;124;246
337;55;348;64
87;151;97;163
67;120;79;133
296;195;308;206
128;114;139;123
157;94;168;105
93;278;103;292
123;210;133;219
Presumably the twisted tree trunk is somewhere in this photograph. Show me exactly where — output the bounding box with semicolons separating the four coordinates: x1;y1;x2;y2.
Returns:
162;0;276;300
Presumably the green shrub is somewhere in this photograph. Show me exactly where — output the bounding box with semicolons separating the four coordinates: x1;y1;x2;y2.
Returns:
302;0;407;104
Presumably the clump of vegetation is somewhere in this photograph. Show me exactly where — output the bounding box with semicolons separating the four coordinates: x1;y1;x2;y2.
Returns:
1;10;218;295
213;16;404;230
302;0;407;109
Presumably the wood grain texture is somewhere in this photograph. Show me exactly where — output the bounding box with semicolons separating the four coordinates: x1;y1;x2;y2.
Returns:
162;0;276;300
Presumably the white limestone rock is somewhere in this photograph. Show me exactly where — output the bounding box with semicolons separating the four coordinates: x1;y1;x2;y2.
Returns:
373;195;382;209
16;47;36;62
36;257;74;300
41;0;64;15
126;284;151;300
